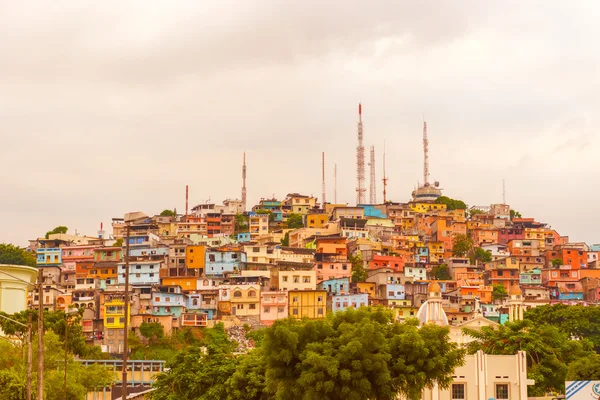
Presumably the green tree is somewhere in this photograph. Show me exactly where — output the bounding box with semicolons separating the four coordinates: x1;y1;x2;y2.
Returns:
285;213;304;229
430;264;451;280
463;320;593;396
551;258;563;268
139;322;165;344
510;209;522;220
350;253;368;283
159;209;176;217
280;232;290;247
235;214;249;233
112;238;123;247
45;226;68;239
225;349;269;400
263;307;464;400
491;283;507;300
567;353;600;381
0;244;36;267
151;324;237;400
525;304;600;351
468;209;484;217
452;234;473;257
470;247;492;264
434;196;467;210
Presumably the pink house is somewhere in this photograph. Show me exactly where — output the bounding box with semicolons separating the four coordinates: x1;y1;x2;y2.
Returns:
260;291;288;325
314;260;352;284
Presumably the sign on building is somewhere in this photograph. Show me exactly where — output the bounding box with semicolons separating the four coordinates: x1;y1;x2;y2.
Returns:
566;381;600;399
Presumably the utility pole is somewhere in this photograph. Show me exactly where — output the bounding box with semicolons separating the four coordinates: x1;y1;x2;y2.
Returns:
121;223;131;398
37;267;44;400
27;312;32;400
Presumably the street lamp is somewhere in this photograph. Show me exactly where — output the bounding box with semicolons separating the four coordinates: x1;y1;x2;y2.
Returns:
63;307;79;400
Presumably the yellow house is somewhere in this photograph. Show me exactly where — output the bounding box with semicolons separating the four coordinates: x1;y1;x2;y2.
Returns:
355;282;376;298
409;202;447;213
393;304;418;321
288;290;327;319
428;241;445;263
306;213;329;228
161;277;197;292
230;284;261;317
104;299;129;329
186;245;205;271
325;203;347;215
277;270;316;291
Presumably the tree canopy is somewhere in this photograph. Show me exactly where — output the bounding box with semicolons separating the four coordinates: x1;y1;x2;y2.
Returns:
463;319;594;396
567;353;600;381
255;209;275;223
152;308;464;400
280;232;290;247
525;304;600;351
159;209;176;217
285;213;304;229
0;243;36;267
430;264;451;280
45;226;68;239
470;247;492;264
510;209;522;220
350;253;368;283
235;214;249;233
434;196;467;210
491;283;507;300
451;234;473;258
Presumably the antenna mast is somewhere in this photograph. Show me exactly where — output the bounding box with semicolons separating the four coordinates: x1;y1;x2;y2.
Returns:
382;140;388;203
321;152;326;209
334;163;337;204
356;103;366;204
242;152;247;211
369;145;376;204
423;121;429;186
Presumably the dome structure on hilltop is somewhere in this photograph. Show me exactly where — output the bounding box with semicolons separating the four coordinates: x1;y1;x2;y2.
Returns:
416;281;449;326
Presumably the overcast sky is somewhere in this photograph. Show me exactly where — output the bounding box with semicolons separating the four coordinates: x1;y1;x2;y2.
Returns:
1;1;599;246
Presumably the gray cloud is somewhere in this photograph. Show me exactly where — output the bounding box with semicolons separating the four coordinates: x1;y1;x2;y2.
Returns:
1;1;600;245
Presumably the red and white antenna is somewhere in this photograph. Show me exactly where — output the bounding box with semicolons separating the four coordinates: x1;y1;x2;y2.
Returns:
356;103;366;204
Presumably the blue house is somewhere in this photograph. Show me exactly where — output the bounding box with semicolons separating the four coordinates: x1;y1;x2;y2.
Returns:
520;269;542;285
318;278;350;295
359;204;386;219
185;293;217;320
36;248;62;266
554;282;584;300
330;293;369;313
382;284;406;300
205;250;247;277
118;261;161;285
152;290;185;317
236;232;251;243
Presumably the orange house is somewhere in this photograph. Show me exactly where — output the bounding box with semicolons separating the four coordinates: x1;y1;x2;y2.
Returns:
161;277;197;292
470;228;499;246
459;285;493;304
368;255;404;272
315;236;347;259
544;248;588;269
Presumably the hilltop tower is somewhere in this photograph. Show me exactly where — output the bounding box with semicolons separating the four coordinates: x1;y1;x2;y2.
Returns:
508;284;524;322
356;103;366;205
369;145;376;204
241;152;247;211
411;121;442;202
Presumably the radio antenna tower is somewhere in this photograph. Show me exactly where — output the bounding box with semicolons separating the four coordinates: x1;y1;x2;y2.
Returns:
334;163;337;204
369;145;376;204
356;103;366;204
423;120;430;186
321;152;326;209
382;140;389;203
241;152;247;211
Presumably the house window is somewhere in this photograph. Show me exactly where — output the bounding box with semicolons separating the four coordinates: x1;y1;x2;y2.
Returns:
451;384;465;399
293;308;298;315
154;297;160;302
165;297;171;302
282;276;288;282
292;296;298;303
303;276;311;283
495;384;509;399
234;291;242;298
249;304;256;310
317;264;323;270
317;296;323;302
293;276;300;283
317;308;323;315
107;317;114;324
342;264;347;270
248;290;257;297
264;307;270;313
209;254;215;262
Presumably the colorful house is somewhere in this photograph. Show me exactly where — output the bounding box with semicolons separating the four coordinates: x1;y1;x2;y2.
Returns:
288;290;327;319
329;293;368;312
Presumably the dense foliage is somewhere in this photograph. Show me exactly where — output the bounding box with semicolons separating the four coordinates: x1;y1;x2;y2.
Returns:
525;304;600;351
0;330;112;400
430;264;451;280
350;253;368;283
152;308;464;400
45;226;68;239
0;243;37;267
434;196;467;210
285;213;304;229
159;209;176;217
